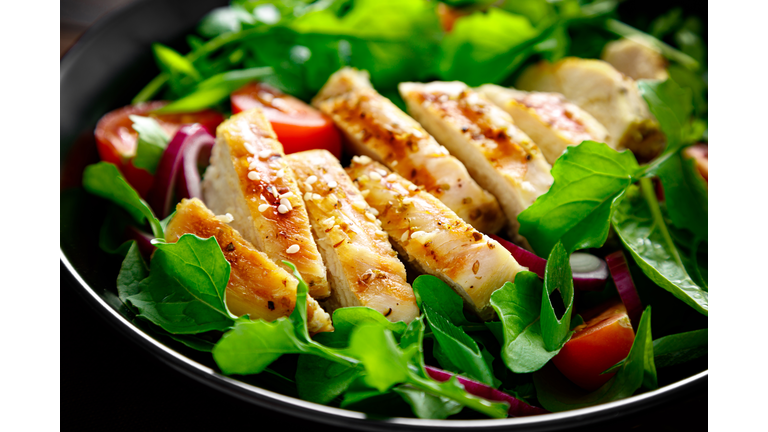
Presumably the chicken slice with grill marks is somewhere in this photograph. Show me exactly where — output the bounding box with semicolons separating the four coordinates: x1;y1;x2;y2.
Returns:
346;159;526;321
312;67;505;234
164;198;333;334
399;81;553;249
477;85;610;165
202;107;330;299
286;150;418;323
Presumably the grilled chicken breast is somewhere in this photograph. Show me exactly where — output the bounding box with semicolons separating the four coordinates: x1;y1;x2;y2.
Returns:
164;198;333;334
202;107;330;299
399;81;553;248
601;38;669;81
312;67;505;234
286;150;419;323
477;84;610;165
346;159;526;320
515;58;665;161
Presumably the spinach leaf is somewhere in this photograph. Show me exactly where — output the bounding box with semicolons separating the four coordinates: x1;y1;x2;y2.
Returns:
116;241;149;310
611;180;708;315
541;242;575;351
518;141;639;257
653;328;707;368
82;162;164;239
638;78;694;162
129;115;170;174
412;275;470;326
489;273;561;373
126;234;237;334
534;307;655;411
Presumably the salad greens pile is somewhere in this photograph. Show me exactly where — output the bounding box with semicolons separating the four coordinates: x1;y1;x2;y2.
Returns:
78;0;707;420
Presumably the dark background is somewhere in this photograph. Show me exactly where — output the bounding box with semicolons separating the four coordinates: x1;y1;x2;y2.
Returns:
61;1;707;430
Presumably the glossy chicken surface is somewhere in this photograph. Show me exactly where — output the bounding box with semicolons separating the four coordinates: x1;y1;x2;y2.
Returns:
202;107;330;299
286;150;419;323
346;159;526;320
164;198;333;334
313;67;505;234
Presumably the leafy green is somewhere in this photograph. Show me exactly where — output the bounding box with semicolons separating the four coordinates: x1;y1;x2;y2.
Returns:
198;5;256;38
655;152;707;239
534;307;655;411
540;242;576;351
412;275;470;326
82;162;164;238
125;234;237;334
612;181;708;315
489;273;560;373
518;141;639;257
129;115;170;174
116;241;149;310
653;328;707;368
152;43;202;81
394;385;464;420
638;78;694;162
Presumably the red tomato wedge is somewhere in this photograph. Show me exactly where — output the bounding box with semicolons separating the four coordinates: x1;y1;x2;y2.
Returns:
552;300;635;392
230;82;342;159
94;102;223;196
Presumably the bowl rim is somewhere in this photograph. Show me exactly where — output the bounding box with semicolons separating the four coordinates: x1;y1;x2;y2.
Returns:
60;1;708;429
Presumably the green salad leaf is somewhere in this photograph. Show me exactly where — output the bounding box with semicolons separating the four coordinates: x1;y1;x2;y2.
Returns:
393;385;464;420
612;180;708;315
540;242;576;351
518;141;639;257
129;115;171;174
126;234;237;334
412;275;471;326
82;162;164;239
116;241;149;310
652;328;707;368
534;307;655;411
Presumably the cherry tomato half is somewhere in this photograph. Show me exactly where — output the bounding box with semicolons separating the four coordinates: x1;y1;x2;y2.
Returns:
552;300;636;392
94;102;224;196
230;82;342;159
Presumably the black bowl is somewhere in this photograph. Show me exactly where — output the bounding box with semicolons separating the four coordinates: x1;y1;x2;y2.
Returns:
60;1;707;430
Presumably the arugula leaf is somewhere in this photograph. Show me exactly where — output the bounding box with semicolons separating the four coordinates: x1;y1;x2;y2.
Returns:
98;206;134;256
82;162;164;238
129;115;171;174
518;141;639;257
116;241;149;310
638;78;694;161
198;5;256;38
534;307;655;411
412;275;470;326
393;385;464;420
489;273;561;373
153;43;202;81
214;317;305;374
126;234;236;334
655;152;707;239
612;181;708;315
540;242;575;351
653;328;707;368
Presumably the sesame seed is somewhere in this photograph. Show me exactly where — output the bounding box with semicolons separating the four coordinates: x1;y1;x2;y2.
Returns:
410;230;426;239
400;231;410;242
352;201;367;211
402;197;413;205
286;244;300;254
276;169;285;178
306;175;318;184
408;184;418;192
279;191;295;199
246;157;253;163
278;204;289;214
391;160;398;167
258;149;271;159
244;143;256;154
386;174;398;182
303;192;312;201
370;172;382;181
215;213;234;223
247;171;261;181
376;169;388;177
365;212;376;221
312;193;322;201
258;204;270;213
280;197;293;210
249;160;260;170
303;182;313;191
353;155;373;164
361;189;370;198
369;207;379;216
327;180;338;188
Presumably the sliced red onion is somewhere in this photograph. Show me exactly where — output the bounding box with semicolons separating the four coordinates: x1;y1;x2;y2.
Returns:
605;251;643;329
424;365;548;417
177;132;214;200
569;253;609;291
125;225;155;258
146;124;215;218
489;234;546;278
490;234;607;291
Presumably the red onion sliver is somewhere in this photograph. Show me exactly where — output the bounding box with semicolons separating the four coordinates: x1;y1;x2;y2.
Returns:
146;124;215;218
178;133;214;200
424;365;548;417
489;234;546;278
605;251;643;329
569;253;609;292
125;225;155;258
